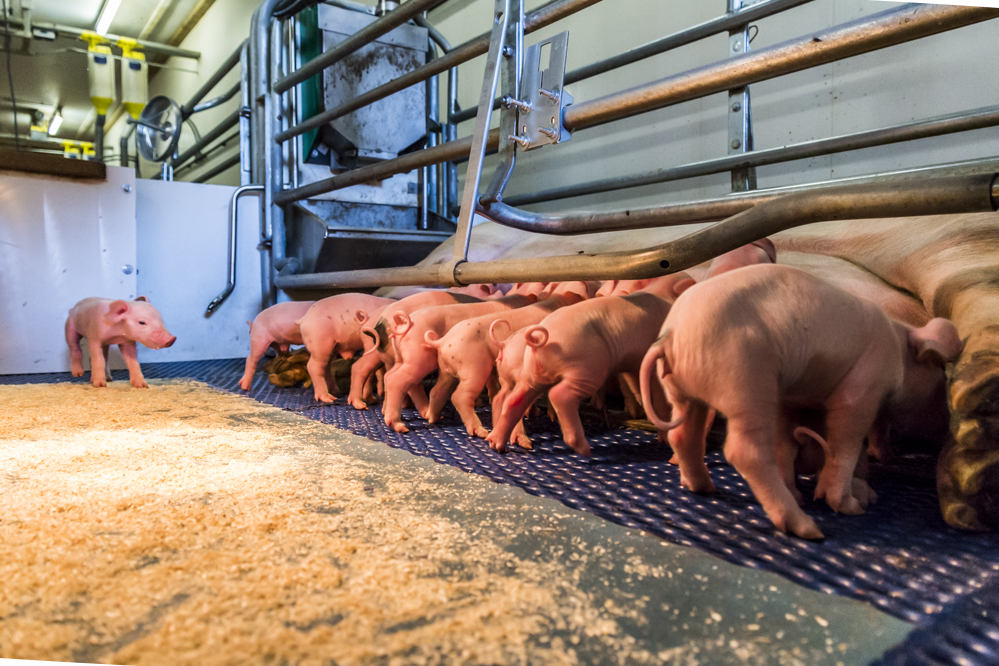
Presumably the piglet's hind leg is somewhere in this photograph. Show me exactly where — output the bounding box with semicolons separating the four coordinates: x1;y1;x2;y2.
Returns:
65;317;85;377
726;411;824;540
548;381;593;456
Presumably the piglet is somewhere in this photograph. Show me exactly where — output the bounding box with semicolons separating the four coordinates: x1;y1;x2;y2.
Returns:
356;290;488;413
639;264;962;539
65;297;176;388
239;301;315;390
381;283;548;433
425;282;599;438
489;274;694;456
297;294;394;402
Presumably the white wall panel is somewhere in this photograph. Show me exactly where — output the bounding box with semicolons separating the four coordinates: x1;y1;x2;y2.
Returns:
135;179;264;364
0;166;137;374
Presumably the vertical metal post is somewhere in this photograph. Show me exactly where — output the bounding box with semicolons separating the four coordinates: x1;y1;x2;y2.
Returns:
451;0;510;264
445;65;459;220
727;0;757;192
426;29;440;219
239;44;251;187
266;18;287;300
289;16;300;191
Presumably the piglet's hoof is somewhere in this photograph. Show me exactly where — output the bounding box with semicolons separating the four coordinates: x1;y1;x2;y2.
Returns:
392;422;409;434
91;379;107;388
131;379;149;389
512;434;533;451
486;434;508;453
316;393;336;404
71;365;85;378
851;478;878;508
787;514;824;541
680;473;716;495
350;399;368;410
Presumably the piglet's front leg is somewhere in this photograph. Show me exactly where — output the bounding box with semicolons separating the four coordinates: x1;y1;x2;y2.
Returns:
88;340;108;387
120;342;148;388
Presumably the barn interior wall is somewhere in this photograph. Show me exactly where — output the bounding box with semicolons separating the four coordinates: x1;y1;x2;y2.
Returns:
112;0;999;216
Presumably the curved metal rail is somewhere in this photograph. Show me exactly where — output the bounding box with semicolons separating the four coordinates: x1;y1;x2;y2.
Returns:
205;185;265;317
274;173;998;290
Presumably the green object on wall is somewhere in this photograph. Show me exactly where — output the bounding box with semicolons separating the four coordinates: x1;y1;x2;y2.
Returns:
298;6;323;159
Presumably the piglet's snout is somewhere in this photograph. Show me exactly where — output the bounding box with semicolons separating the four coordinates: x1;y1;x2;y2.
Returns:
163;335;177;348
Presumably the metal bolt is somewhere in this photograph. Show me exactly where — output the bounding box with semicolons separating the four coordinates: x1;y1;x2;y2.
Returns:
731;139;742;150
538;87;560;102
122;264;134;275
509;134;531;149
502;45;514;58
731;102;742;112
122;184;132;193
732;40;743;52
539;127;558;139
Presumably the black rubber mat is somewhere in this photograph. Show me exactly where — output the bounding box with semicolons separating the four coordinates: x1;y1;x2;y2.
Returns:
6;358;999;666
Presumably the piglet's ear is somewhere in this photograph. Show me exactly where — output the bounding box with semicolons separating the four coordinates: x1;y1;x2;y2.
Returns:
751;238;778;264
909;318;964;366
108;300;130;321
134;295;149;302
673;278;696;297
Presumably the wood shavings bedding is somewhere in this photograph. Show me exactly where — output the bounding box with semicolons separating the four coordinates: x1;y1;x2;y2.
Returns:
0;380;909;666
0;381;629;665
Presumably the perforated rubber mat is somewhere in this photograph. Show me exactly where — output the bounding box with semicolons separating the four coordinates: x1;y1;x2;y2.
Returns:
5;358;999;666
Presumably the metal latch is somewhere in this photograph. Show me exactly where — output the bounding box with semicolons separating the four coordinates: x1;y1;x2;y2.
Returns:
513;31;572;150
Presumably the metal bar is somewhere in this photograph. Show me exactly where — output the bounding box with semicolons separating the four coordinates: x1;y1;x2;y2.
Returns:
192;82;241;114
562;3;999;132
182;41;245;116
272;3;998;207
275;129;500;205
414;14;451;52
4;17;202;59
481;0;523;204
238;43;250;186
486;158;999;235
274;0;445;94
727;0;757;193
274;0;603;144
206;185;264;316
504;104;999;206
94;114;106;162
172;109;240;167
191;153;241;184
274;173;997;290
451;0;510;263
119;121;136;168
450;0;815;125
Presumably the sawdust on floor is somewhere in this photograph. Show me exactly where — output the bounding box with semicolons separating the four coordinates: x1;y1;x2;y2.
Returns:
0;381;656;665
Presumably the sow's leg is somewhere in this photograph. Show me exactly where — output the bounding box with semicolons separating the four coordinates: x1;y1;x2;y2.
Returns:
942;285;999;530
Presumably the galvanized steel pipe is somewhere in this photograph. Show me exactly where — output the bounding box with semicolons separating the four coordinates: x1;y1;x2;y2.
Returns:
273;173;998;290
272;2;998;206
450;0;817;125
505;104;999;206
273;0;604;143
562;3;999;131
273;0;446;94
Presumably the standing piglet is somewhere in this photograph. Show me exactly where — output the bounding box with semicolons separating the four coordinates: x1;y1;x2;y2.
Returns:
425;282;599;438
65;297;176;388
239;301;315;390
297;294;394;402
355;290;488;413
488;274;694;456
381;283;548;433
639;264;962;539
